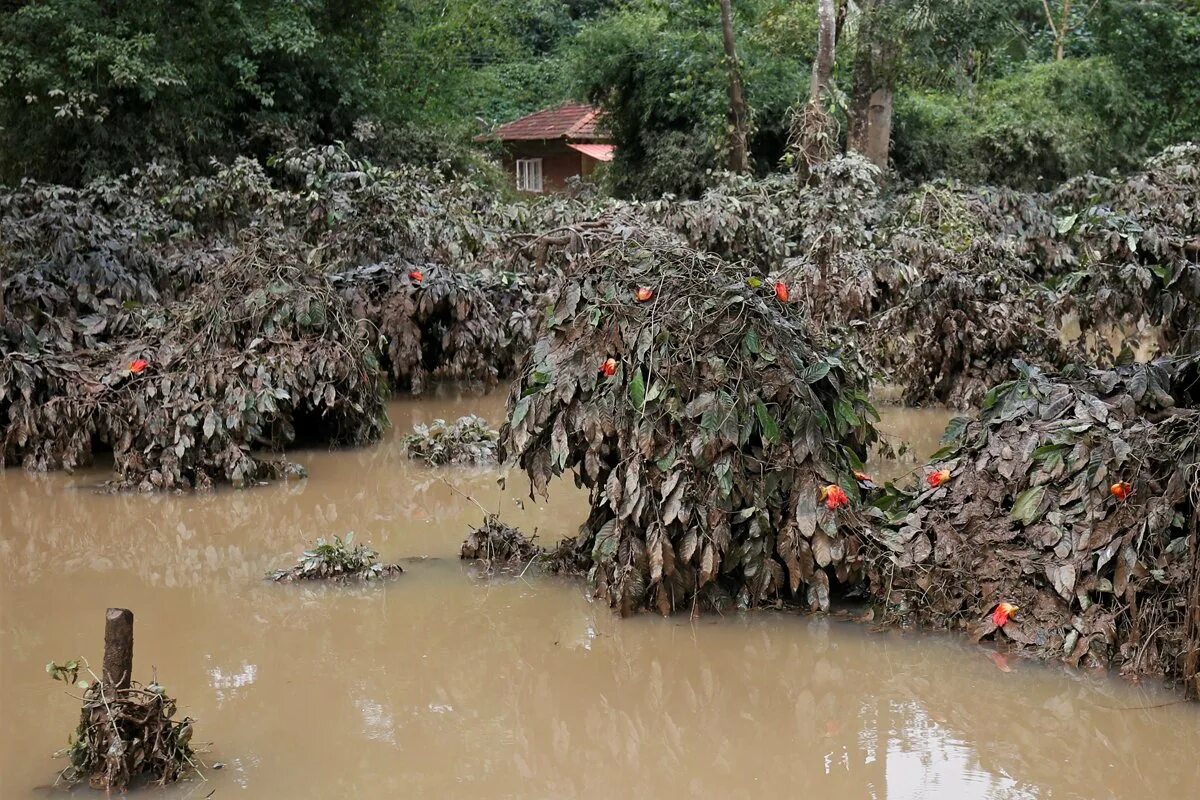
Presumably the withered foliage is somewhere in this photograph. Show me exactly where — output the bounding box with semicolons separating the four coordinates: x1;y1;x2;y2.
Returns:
1052;143;1200;354
460;515;543;571
3;234;384;489
267;533;402;582
403;415;499;466
0;144;573;488
868;144;1199;401
640;147;1198;407
333;263;544;393
870;236;1079;408
48;662;195;790
502;224;880;616
864;359;1200;694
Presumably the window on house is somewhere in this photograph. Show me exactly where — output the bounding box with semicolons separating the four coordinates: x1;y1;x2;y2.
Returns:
516;158;544;193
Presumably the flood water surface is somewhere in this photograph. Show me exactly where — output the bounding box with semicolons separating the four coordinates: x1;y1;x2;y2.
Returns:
2;392;1199;799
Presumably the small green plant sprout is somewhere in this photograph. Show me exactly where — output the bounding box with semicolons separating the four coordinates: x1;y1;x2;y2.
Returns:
46;658;91;690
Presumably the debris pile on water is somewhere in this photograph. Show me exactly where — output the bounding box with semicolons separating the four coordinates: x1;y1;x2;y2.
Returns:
460;515;543;571
403;415;499;466
267;533;402;582
47;659;195;790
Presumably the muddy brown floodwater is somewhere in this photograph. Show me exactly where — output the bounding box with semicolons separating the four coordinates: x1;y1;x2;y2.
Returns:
2;390;1199;799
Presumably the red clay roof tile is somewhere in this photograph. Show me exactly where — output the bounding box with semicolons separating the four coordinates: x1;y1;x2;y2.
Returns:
478;103;608;142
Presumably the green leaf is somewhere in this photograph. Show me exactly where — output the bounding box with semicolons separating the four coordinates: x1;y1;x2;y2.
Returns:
927;443;960;462
743;329;761;355
833;398;860;430
940;416;970;445
628;370;646;412
981;383;1008;412
754;399;780;444
1010;485;1047;526
592;519;619;562
645;380;663;405
800;361;831;384
510;397;530;430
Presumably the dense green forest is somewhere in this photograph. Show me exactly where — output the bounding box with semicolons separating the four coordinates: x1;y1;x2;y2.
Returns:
2;0;1197;192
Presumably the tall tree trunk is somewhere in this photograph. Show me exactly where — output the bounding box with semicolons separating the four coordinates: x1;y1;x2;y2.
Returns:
1042;0;1098;61
791;0;839;171
719;0;750;172
848;0;896;172
809;0;837;104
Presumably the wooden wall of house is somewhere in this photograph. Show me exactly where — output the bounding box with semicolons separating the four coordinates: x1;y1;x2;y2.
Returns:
500;140;586;194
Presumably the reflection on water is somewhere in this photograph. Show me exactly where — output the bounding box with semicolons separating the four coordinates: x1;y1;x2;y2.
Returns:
2;390;1198;799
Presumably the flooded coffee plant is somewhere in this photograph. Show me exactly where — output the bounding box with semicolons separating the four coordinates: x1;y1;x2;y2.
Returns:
2;50;1199;791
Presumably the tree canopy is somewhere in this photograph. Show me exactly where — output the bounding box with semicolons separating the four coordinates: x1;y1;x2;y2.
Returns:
1;0;1197;190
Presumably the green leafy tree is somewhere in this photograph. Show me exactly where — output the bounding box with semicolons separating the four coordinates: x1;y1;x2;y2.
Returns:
572;0;812;197
0;0;390;183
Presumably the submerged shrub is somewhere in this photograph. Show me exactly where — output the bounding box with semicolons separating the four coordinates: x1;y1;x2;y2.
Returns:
870;237;1078;408
0;143;566;488
2;234;386;489
502;224;881;615
865;359;1200;695
1052;143;1200;355
334;263;546;393
267;533;402;582
403;415;499;466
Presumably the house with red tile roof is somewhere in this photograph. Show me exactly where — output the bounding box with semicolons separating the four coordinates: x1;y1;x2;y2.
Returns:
475;102;613;194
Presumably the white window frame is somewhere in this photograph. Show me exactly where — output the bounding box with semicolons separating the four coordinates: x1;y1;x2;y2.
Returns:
516;158;544;193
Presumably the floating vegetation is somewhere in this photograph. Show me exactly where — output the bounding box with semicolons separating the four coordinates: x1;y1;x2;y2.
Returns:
403;415;499;466
460;515;543;571
502;223;880;615
267;533;402;582
47;659;195;790
864;359;1200;695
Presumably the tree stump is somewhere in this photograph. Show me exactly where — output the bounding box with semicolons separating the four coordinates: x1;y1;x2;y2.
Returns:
102;608;134;691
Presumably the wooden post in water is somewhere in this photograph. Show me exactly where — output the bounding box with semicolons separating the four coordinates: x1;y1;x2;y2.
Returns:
102;608;134;691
